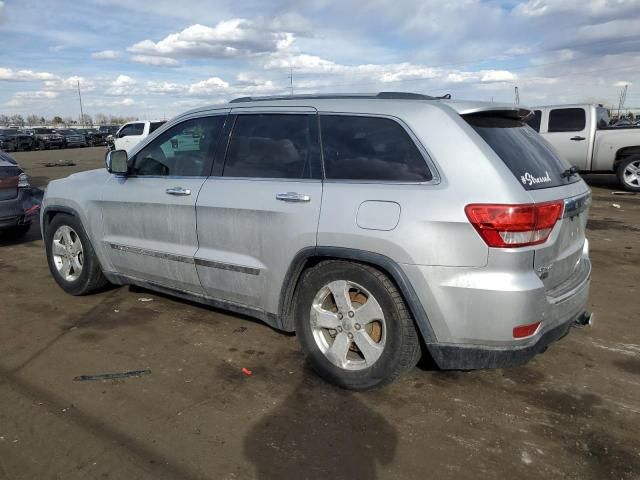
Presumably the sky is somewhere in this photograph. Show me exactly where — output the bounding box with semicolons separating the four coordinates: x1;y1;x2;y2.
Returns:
1;0;639;121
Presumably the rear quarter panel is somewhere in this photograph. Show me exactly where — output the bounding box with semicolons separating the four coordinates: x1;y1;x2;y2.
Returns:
592;128;640;171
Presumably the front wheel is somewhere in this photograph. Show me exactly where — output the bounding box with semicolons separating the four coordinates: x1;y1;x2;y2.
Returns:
617;157;640;192
294;261;421;390
45;214;108;295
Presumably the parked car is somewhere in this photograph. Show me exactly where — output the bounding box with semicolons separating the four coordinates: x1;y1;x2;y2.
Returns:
0;130;17;152
33;128;65;150
0;128;34;151
113;120;166;152
0;151;39;238
54;129;88;148
526;104;640;191
73;128;104;147
41;93;592;389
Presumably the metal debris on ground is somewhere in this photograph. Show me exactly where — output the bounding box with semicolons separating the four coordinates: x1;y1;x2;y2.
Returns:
42;160;76;167
612;191;637;196
73;369;152;382
241;367;253;377
611;203;622;208
138;297;153;302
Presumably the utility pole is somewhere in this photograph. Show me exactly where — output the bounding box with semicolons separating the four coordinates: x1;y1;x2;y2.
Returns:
514;86;520;105
77;80;85;126
617;84;628;119
289;66;294;96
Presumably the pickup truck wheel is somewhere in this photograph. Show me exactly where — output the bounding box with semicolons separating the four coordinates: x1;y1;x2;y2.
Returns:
294;260;421;390
617;157;640;192
45;214;108;295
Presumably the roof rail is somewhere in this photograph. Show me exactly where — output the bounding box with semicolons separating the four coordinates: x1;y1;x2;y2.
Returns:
229;92;452;103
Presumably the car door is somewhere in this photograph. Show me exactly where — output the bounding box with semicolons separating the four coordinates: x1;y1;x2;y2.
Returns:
100;113;228;294
540;107;591;170
115;122;146;152
195;108;323;314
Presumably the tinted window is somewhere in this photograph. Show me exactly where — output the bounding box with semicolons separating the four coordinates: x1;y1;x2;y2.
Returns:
120;123;144;137
224;114;320;179
548;108;586;132
596;108;609;129
467;115;579;190
526;110;542;132
35;128;54;134
133;116;225;176
150;121;166;133
320;115;431;181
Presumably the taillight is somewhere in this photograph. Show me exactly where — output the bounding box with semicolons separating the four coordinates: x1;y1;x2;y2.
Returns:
465;201;564;248
513;321;542;339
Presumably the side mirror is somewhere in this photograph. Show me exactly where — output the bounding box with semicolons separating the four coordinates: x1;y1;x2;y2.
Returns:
106;149;129;175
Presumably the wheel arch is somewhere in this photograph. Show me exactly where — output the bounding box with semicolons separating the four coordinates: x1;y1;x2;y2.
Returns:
278;246;437;345
41;205;78;238
613;146;640;171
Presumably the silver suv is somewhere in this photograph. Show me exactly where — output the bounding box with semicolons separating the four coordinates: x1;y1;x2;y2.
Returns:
42;93;592;390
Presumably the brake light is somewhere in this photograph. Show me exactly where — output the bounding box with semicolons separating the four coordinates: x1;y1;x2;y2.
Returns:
513;321;542;339
465;201;564;248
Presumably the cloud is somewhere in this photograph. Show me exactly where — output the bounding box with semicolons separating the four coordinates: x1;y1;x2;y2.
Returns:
187;77;230;95
0;68;57;81
126;16;304;64
130;55;179;66
146;81;187;94
44;75;95;91
106;75;138;95
7;90;59;106
92;49;121;60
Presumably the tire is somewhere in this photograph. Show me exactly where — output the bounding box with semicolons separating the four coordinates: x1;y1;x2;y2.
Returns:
45;213;108;295
38;141;45;150
616;156;640;192
294;260;422;390
2;224;30;239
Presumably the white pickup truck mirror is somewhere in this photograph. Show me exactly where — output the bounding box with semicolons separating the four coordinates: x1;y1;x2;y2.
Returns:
106;149;129;175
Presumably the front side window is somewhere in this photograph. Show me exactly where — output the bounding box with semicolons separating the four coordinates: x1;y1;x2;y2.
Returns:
132;116;225;176
223;114;321;179
120;123;144;137
320;115;432;181
548;108;586;132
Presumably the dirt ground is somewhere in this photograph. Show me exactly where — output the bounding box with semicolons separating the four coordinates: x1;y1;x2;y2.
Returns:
1;147;639;480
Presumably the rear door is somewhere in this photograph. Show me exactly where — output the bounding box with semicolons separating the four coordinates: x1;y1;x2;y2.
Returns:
100;113;227;293
540;107;591;170
195;108;323;313
467;114;590;292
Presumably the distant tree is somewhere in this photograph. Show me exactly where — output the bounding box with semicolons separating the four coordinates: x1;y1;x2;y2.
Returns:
26;114;40;125
9;114;24;126
0;114;8;126
52;116;64;124
39;117;46;125
80;113;93;126
94;113;108;125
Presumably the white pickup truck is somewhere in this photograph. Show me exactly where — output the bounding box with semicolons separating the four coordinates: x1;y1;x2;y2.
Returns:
527;104;640;191
113;120;166;153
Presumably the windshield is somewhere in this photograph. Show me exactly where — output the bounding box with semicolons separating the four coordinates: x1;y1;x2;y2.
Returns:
466;114;580;190
36;128;54;134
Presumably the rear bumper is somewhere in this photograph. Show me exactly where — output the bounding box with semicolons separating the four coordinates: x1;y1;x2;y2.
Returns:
0;189;38;230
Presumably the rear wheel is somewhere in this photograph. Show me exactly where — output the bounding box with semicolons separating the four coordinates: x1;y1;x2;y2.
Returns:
617;157;640;192
45;214;108;295
294;260;421;390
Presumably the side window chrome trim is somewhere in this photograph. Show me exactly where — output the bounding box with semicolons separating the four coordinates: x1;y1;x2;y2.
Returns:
317;111;441;185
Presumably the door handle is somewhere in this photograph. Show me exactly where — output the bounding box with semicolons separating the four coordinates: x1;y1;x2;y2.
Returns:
276;192;311;202
166;187;191;196
570;136;586;141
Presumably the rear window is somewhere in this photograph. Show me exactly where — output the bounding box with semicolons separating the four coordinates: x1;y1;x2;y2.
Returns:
320;115;432;182
548;108;586;132
150;121;166;133
466;115;580;190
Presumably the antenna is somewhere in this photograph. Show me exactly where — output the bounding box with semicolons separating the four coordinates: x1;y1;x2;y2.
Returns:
514;86;520;105
617;84;628;119
77;80;85;126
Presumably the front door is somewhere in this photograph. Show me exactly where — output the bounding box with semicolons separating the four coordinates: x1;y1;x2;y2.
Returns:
100;113;227;293
195;109;323;314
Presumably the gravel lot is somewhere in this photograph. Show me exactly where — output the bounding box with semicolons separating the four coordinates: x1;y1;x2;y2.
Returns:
1;147;639;480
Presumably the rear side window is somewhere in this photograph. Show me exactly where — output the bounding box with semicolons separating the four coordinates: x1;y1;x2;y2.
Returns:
150;121;166;133
466;115;580;190
548;108;586;132
223;114;321;179
526;110;542;132
321;115;432;182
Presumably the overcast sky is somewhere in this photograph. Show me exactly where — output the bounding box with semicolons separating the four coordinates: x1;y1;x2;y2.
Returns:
1;0;639;120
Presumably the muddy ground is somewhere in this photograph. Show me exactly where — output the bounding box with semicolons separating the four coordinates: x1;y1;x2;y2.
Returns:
1;147;639;479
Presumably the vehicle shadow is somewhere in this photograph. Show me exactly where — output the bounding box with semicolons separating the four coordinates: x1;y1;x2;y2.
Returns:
0;220;42;247
581;173;620;190
243;368;398;480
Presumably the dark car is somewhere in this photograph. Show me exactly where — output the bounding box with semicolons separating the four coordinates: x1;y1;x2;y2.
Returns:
74;128;104;146
0;128;34;151
34;128;65;150
0;130;17;152
0;151;40;238
55;129;88;148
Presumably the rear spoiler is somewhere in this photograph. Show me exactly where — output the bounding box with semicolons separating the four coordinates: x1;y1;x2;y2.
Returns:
459;106;534;122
